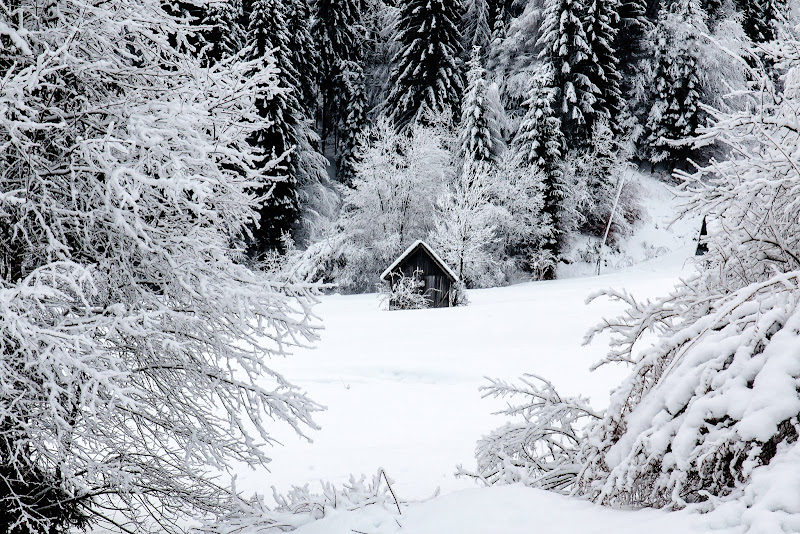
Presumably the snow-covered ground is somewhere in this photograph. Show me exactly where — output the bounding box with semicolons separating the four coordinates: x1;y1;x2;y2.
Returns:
286;485;729;534
248;245;694;500
226;175;726;532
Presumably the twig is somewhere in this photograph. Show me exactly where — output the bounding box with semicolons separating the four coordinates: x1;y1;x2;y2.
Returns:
380;469;402;515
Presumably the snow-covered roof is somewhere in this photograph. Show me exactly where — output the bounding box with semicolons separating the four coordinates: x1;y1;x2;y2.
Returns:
380;240;459;282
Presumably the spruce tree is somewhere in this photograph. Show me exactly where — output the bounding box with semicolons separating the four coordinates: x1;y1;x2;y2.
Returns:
583;0;623;135
246;0;302;252
734;0;784;43
537;0;599;147
386;0;465;130
613;0;649;110
313;0;364;159
487;0;512;30
287;0;319;117
463;0;492;58
460;47;503;168
513;67;567;280
362;0;397;116
338;61;368;185
197;0;245;66
701;0;724;28
644;2;706;169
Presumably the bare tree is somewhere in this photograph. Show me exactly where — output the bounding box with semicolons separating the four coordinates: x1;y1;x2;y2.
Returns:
0;1;321;532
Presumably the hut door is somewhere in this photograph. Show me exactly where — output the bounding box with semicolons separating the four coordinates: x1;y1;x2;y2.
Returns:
424;275;437;306
425;275;445;307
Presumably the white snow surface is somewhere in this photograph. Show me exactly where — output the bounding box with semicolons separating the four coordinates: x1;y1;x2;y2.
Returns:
251;247;693;500
286;485;727;534
225;175;735;532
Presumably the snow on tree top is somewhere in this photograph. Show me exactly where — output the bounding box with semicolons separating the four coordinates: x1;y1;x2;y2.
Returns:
381;240;460;282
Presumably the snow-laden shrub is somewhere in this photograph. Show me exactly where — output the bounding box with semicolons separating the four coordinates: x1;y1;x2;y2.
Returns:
200;470;404;534
468;35;800;531
574;43;800;522
380;270;430;310
458;376;599;493
450;280;470;307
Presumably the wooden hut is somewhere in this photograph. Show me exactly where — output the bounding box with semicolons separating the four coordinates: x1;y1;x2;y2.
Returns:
380;240;459;308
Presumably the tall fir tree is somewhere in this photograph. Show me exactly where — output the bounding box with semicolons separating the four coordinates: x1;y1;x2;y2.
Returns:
362;0;397;116
583;0;623;135
644;1;706;169
313;0;364;162
513;66;567;280
287;0;319;118
734;0;784;43
386;0;465;130
487;0;512;30
537;0;599;148
338;61;368;184
701;0;724;28
463;0;492;58
613;0;649;111
197;0;245;66
460;47;503;168
246;0;302;252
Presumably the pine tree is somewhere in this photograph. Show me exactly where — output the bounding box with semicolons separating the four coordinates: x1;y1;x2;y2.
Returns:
485;0;542;109
197;0;245;65
460;47;503;168
463;0;492;58
487;0;512;31
613;0;649;114
701;0;724;28
537;0;599;147
644;2;706;169
513;66;567;280
734;0;784;43
362;0;397;116
386;0;465;130
287;0;319;117
583;0;623;135
314;0;364;159
338;61;368;184
246;0;302;252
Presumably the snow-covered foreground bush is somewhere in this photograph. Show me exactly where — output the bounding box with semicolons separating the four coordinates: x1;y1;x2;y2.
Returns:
470;33;800;532
458;376;599;492
200;470;405;534
0;2;320;532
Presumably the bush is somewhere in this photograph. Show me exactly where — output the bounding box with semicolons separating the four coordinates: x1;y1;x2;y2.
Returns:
380;270;430;310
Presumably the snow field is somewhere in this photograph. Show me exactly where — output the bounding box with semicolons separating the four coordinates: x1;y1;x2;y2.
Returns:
289;485;728;534
240;174;699;502
238;245;696;501
225;175;724;532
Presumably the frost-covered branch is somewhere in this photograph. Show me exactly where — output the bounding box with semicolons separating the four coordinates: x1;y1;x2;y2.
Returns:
0;1;322;532
459;375;600;493
575;41;800;528
199;470;406;534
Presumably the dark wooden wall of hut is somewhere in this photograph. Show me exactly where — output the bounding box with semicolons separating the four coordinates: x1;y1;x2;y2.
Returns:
392;248;452;308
